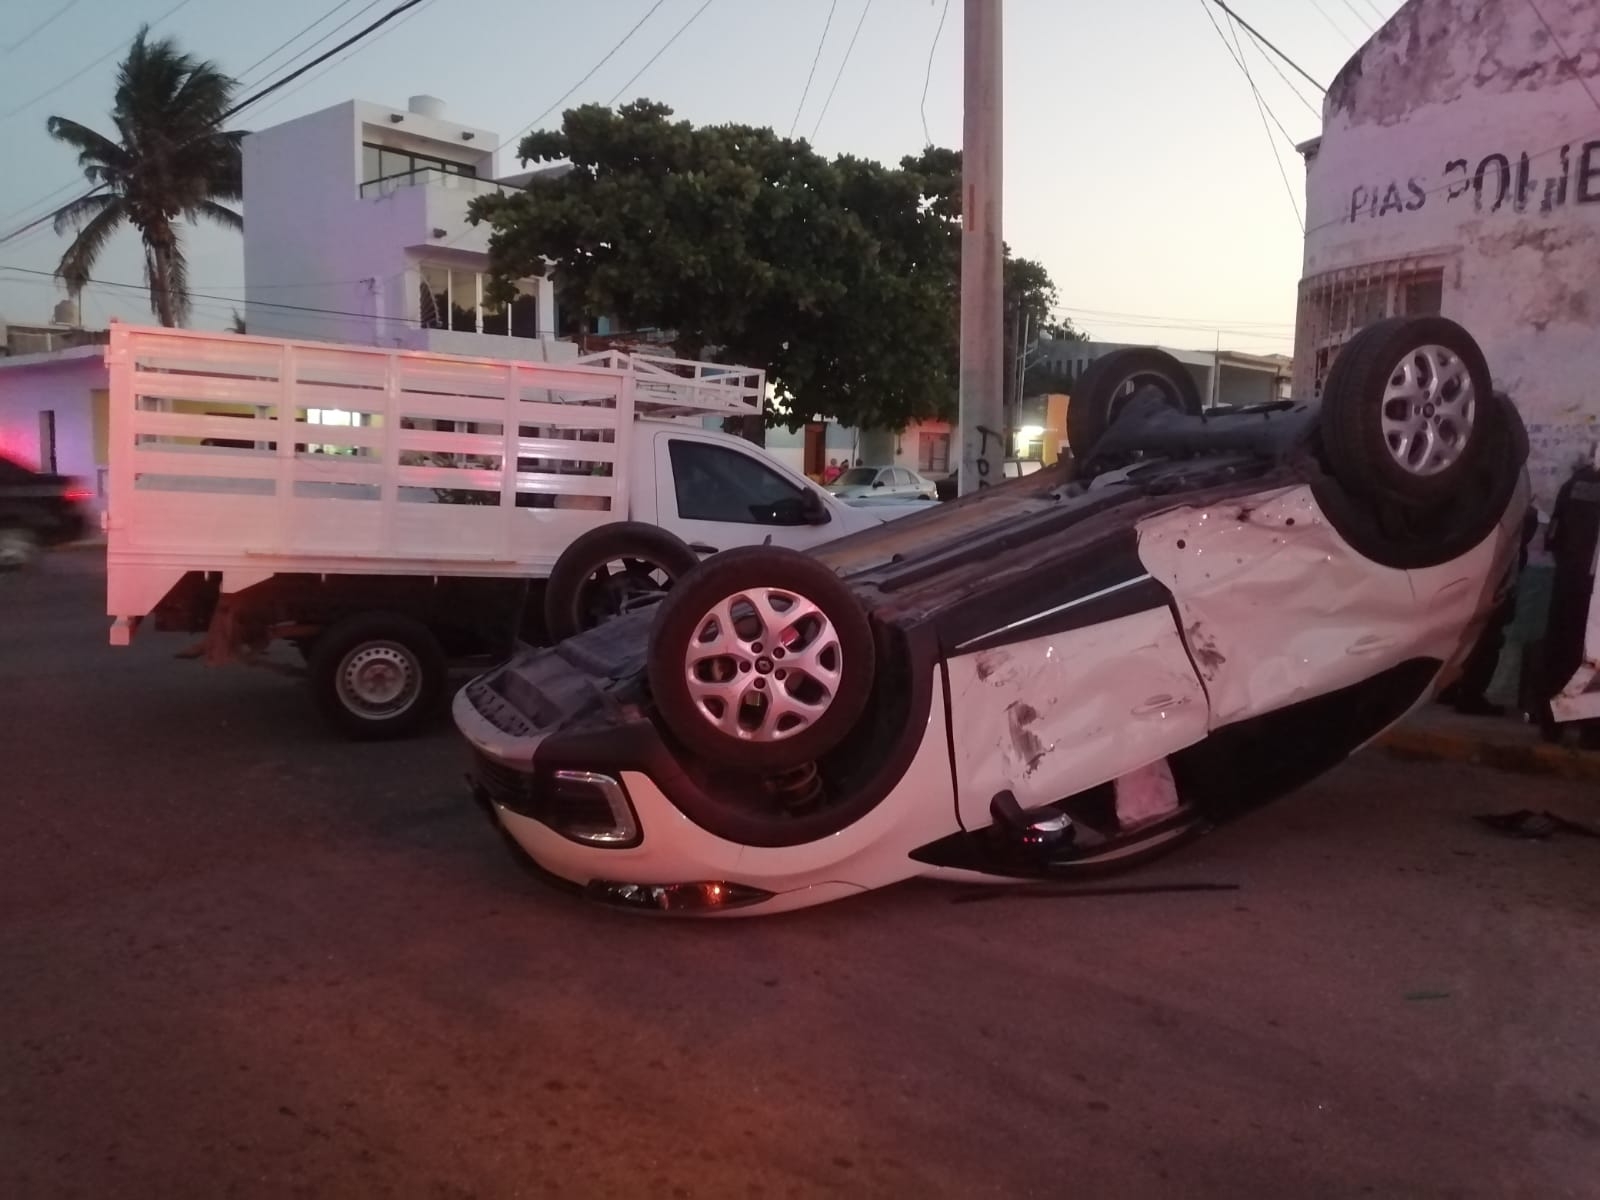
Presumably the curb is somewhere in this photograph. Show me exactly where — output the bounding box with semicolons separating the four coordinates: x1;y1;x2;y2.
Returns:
1378;725;1600;784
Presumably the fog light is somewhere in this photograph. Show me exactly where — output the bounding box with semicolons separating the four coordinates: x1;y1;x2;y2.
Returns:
585;879;773;913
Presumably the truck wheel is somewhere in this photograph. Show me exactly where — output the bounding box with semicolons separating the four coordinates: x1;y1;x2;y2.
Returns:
0;525;39;571
308;612;447;740
1067;347;1203;460
646;546;876;771
544;521;702;642
1318;317;1502;505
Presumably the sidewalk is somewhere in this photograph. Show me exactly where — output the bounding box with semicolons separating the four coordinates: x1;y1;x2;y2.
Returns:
1378;705;1600;784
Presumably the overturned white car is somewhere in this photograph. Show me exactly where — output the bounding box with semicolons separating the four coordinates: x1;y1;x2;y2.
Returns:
455;317;1530;915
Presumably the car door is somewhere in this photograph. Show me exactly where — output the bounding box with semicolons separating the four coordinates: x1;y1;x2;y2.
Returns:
888;468;916;497
654;431;840;553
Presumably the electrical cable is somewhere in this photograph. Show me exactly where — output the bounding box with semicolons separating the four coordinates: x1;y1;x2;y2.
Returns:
604;0;714;106
0;0;198;122
1337;0;1375;34
920;0;952;146
1303;0;1358;48
218;0;429;121
790;0;838;137
2;0;437;250
1218;9;1304;230
3;0;86;58
235;0;375;85
243;0;438;123
1205;0;1326;93
472;0;669;164
811;0;874;141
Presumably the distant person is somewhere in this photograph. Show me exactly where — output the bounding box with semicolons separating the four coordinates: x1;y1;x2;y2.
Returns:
823;458;842;484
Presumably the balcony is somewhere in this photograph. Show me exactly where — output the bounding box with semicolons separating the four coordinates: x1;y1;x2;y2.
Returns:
358;165;522;200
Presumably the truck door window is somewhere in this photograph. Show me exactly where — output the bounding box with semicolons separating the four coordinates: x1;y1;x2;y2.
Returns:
668;440;806;525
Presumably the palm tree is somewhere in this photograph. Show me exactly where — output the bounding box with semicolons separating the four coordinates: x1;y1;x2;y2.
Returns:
47;27;243;327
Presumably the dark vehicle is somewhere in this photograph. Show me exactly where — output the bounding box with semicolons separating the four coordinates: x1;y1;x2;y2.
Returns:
0;454;90;570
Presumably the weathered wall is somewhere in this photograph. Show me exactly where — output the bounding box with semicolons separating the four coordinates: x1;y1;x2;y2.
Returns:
1300;0;1600;509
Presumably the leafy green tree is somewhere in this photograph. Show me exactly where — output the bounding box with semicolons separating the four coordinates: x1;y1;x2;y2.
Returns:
47;27;243;326
472;102;1075;432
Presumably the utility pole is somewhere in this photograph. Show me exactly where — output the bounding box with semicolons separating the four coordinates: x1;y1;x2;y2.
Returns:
958;0;1004;496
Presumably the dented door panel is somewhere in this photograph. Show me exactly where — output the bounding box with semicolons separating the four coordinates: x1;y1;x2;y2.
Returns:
946;608;1210;832
1137;485;1422;728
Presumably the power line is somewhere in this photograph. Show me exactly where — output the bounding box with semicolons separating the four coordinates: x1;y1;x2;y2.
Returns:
1360;0;1387;22
3;0;86;57
1055;304;1293;329
1336;0;1376;34
235;0;375;85
1219;9;1304;230
478;0;669;164
1302;0;1358;48
1247;29;1323;119
920;0;952;145
243;0;439;123
218;0;430;121
790;0;839;138
605;0;715;106
812;0;874;141
0;262;420;326
3;0;436;250
0;0;199;122
1205;0;1326;94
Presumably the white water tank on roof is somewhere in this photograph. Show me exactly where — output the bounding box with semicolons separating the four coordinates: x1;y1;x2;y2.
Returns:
52;298;79;327
408;95;445;120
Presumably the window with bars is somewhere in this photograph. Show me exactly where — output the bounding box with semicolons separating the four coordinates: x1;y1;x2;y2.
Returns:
1298;259;1448;399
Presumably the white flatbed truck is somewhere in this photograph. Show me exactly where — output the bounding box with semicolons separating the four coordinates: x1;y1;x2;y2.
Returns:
104;324;906;737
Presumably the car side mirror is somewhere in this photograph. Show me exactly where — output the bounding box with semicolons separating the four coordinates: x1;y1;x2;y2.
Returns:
872;480;884;488
798;489;830;524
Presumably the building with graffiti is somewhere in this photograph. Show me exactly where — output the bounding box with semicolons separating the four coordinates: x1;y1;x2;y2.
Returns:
1295;0;1600;510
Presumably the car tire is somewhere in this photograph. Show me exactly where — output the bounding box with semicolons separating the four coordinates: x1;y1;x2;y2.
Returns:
544;521;703;643
1311;388;1526;570
646;546;876;772
308;612;447;741
0;525;39;572
1318;316;1503;506
1067;347;1203;460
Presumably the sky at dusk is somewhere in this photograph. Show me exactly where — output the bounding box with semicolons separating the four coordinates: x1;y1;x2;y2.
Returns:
0;0;1402;355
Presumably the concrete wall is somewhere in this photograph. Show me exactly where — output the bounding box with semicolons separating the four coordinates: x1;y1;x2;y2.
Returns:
1298;0;1600;509
0;352;109;513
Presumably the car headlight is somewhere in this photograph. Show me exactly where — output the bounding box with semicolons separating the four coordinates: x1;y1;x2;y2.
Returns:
472;755;640;848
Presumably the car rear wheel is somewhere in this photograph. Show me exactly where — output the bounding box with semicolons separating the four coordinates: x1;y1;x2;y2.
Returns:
308;612;447;740
1318;316;1502;505
544;521;702;642
1067;347;1204;461
646;546;876;772
0;525;39;571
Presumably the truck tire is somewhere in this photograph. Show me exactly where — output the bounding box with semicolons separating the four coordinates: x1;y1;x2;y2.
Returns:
308;612;447;741
1318;316;1503;506
646;546;876;772
544;521;702;642
1067;347;1203;460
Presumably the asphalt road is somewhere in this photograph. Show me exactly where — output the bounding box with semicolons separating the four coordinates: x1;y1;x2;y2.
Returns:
3;551;1599;1199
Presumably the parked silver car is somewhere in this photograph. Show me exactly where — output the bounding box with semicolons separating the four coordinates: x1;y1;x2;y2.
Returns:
826;465;938;501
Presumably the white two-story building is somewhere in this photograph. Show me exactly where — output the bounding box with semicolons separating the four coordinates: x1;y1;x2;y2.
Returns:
242;95;572;362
